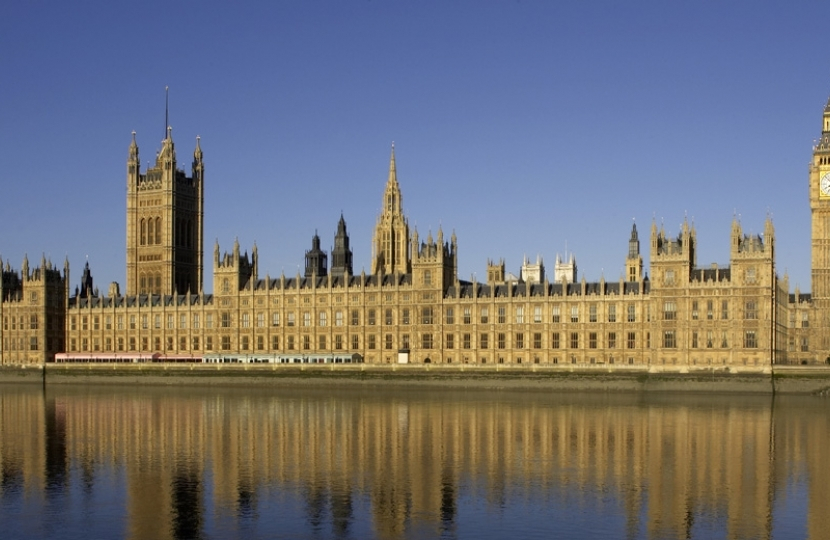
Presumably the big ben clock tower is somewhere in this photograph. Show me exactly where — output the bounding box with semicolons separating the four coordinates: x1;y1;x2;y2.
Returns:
809;95;830;355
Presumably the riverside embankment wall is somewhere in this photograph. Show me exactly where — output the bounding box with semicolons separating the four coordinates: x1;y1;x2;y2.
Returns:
0;364;826;394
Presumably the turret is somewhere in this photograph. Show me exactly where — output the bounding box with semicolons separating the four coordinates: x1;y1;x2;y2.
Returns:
412;225;456;292
79;261;93;298
251;243;258;282
554;252;577;284
487;258;505;285
127;131;139;185
158;126;176;170
192;135;204;182
521;253;545;284
626;221;643;282
64;257;70;303
331;214;354;277
214;240;256;293
304;232;328;277
650;216;696;287
764;216;775;256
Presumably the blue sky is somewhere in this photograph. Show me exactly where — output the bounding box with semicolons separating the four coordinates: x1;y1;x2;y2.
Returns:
1;1;828;293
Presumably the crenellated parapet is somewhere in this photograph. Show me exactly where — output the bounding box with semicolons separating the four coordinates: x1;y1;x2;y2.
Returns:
411;227;457;294
213;239;257;294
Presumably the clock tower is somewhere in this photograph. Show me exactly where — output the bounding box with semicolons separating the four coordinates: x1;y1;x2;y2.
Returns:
809;94;830;355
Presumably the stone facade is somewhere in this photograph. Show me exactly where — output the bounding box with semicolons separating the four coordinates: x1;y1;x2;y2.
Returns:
4;97;830;368
0;255;67;364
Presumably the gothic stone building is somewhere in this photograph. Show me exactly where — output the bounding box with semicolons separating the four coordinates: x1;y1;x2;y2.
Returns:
6;98;830;369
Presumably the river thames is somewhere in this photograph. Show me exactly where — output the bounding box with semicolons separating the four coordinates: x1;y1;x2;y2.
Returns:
0;384;827;539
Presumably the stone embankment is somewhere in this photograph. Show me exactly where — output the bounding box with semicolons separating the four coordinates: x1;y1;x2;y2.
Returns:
0;363;824;394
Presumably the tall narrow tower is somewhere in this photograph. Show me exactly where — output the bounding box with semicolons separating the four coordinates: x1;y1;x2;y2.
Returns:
331;214;353;277
626;222;643;282
809;94;830;353
371;144;410;275
125;125;204;296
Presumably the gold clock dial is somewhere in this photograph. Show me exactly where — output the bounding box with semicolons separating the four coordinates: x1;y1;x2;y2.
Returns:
821;172;830;198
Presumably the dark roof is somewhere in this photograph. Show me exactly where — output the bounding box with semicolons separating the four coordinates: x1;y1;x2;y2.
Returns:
789;293;812;304
447;280;648;299
690;267;731;283
71;293;213;309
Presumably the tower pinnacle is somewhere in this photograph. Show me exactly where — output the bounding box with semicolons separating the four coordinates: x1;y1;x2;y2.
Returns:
387;143;398;190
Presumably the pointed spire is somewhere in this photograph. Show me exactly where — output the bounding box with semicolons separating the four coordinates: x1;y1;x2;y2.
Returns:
128;131;139;167
164;85;169;140
387;142;397;187
629;222;641;254
194;135;202;160
380;142;403;217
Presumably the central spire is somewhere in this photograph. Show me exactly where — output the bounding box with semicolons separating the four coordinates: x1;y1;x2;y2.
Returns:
372;143;410;275
382;142;402;216
387;142;398;188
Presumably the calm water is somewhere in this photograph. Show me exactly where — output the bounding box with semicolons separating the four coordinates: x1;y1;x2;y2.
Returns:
0;384;828;540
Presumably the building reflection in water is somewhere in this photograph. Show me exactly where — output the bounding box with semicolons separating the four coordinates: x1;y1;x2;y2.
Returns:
0;385;826;539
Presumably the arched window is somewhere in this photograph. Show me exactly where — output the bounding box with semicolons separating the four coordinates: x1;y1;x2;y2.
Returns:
155;217;161;245
147;218;155;246
140;219;146;245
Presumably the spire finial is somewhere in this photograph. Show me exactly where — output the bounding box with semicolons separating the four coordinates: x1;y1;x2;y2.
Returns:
386;142;399;190
164;86;169;140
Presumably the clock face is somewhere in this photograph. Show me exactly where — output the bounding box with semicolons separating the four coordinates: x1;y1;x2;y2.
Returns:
822;172;830;197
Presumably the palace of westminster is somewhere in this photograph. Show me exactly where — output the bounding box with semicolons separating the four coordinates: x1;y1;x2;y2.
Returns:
4;98;830;370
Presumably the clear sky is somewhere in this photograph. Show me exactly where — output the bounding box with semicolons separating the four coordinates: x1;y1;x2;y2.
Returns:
1;1;828;294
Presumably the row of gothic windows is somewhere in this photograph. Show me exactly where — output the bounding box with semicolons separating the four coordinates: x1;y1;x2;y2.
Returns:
3;315;38;330
139;217;195;248
139;274;163;295
140;217;162;246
